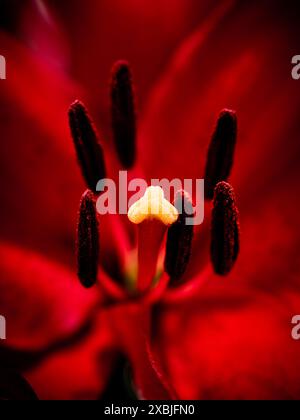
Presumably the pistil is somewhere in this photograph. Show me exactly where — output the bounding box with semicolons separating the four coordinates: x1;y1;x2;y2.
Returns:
128;186;178;293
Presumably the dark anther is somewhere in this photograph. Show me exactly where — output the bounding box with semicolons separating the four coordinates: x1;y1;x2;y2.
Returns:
165;190;194;284
211;181;239;275
204;109;237;199
111;61;136;169
77;189;99;288
69;100;106;193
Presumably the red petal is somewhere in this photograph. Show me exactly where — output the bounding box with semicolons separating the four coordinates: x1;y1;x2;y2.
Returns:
158;286;300;399
139;1;300;191
25;313;117;400
0;31;128;275
106;304;177;399
0;241;98;351
139;2;300;284
0;30;84;265
47;0;219;119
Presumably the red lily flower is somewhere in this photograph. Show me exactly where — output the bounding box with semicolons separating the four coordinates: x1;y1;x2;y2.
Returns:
1;0;300;400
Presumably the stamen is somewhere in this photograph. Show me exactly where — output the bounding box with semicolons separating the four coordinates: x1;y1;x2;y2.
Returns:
111;61;136;169
204;109;237;199
128;187;178;292
77;189;99;288
165;190;194;284
69;100;106;193
211;181;239;275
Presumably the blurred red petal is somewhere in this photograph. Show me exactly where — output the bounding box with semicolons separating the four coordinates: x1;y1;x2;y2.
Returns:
159;165;300;398
20;0;70;71
0;241;98;351
25;312;117;400
140;1;300;191
0;30;85;265
139;1;300;286
49;0;221;121
107;305;177;399
158;287;300;399
0;31;127;274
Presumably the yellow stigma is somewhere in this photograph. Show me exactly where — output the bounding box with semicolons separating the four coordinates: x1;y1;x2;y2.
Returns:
128;186;178;225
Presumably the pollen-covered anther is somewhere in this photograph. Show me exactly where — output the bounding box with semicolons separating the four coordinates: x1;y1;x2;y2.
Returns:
69;100;106;193
204;109;237;199
111;60;136;169
77;189;99;288
128;186;178;226
128;187;178;293
211;181;239;275
165;190;194;284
